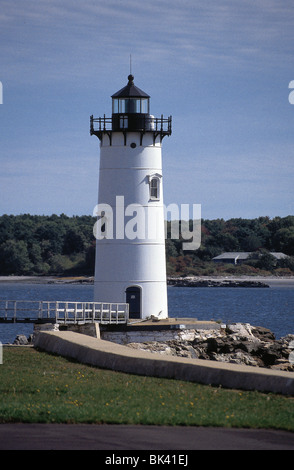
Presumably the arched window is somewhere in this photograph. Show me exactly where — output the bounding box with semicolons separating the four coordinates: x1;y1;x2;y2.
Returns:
149;175;161;200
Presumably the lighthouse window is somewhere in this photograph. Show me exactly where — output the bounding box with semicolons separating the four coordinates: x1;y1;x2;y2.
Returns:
125;99;140;113
119;115;128;129
141;98;149;114
113;98;150;114
150;177;160;200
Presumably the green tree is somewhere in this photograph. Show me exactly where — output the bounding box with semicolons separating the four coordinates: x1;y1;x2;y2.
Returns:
255;252;277;271
0;215;14;245
28;243;50;274
242;234;263;251
165;239;178;258
84;242;96;274
0;240;33;274
278;256;294;272
63;228;86;255
35;221;66;256
272;227;294;255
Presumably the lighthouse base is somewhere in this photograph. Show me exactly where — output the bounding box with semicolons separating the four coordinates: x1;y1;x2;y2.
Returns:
94;280;168;320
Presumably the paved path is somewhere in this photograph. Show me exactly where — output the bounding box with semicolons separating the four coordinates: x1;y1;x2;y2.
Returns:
0;424;293;450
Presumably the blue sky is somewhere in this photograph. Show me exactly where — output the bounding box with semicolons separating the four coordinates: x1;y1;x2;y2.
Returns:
0;0;294;220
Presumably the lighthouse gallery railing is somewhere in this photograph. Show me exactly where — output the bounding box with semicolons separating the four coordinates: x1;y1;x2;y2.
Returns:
90;114;172;135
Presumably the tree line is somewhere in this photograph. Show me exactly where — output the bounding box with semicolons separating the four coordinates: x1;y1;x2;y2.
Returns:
0;214;294;277
0;214;95;276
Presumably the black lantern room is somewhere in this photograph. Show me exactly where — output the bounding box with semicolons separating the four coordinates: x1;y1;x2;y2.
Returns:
111;74;151;131
90;74;172;145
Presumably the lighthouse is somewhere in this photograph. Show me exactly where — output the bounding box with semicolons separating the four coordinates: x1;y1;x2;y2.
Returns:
90;74;172;319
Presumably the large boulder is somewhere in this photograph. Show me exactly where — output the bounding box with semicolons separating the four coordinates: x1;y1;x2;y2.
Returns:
13;334;29;345
251;326;276;341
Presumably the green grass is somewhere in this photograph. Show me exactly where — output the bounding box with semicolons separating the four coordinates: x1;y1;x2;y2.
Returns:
0;347;294;430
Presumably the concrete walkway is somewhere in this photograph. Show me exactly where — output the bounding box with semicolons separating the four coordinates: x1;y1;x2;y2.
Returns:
34;331;294;396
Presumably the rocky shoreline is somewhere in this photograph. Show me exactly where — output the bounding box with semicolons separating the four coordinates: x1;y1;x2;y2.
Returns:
0;275;294;287
11;322;294;372
126;323;294;372
167;277;269;288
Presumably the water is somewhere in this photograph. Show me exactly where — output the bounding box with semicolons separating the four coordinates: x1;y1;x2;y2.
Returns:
0;283;293;343
168;286;294;339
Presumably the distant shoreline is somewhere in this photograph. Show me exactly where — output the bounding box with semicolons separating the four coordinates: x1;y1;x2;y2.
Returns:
168;276;294;288
0;275;294;288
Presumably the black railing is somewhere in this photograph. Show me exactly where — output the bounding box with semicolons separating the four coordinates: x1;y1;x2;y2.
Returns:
90;115;112;133
90;114;172;137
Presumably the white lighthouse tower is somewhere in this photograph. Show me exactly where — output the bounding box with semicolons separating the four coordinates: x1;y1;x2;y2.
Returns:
90;74;172;319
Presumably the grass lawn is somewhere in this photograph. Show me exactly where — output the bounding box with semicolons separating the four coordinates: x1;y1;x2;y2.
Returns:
0;347;293;430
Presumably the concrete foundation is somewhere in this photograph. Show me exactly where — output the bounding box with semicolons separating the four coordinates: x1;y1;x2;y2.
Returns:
100;319;220;344
61;323;100;338
33;322;100;340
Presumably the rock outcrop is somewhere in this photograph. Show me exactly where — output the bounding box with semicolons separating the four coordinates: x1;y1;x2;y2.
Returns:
126;323;294;371
167;277;269;288
13;334;30;345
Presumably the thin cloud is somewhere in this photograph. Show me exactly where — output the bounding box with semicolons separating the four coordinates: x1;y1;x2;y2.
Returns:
1;0;294;218
1;0;294;84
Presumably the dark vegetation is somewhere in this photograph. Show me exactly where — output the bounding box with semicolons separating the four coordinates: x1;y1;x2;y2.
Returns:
0;214;294;277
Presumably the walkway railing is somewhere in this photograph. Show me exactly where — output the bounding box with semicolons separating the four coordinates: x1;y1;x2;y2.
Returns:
0;300;129;325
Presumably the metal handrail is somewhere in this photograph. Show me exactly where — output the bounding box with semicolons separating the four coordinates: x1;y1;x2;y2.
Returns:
90;114;172;134
0;300;129;325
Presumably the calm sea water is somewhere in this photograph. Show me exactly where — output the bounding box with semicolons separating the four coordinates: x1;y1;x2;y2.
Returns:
0;283;293;343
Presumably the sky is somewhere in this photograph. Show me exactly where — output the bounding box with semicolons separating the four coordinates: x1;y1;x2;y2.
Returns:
0;0;294;220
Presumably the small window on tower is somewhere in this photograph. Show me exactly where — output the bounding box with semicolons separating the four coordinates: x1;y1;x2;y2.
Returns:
149;177;160;200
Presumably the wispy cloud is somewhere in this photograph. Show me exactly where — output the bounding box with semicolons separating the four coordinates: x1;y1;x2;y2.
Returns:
1;0;294;218
1;0;294;85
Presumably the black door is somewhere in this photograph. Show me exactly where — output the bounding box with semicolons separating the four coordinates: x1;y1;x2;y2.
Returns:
126;286;141;319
